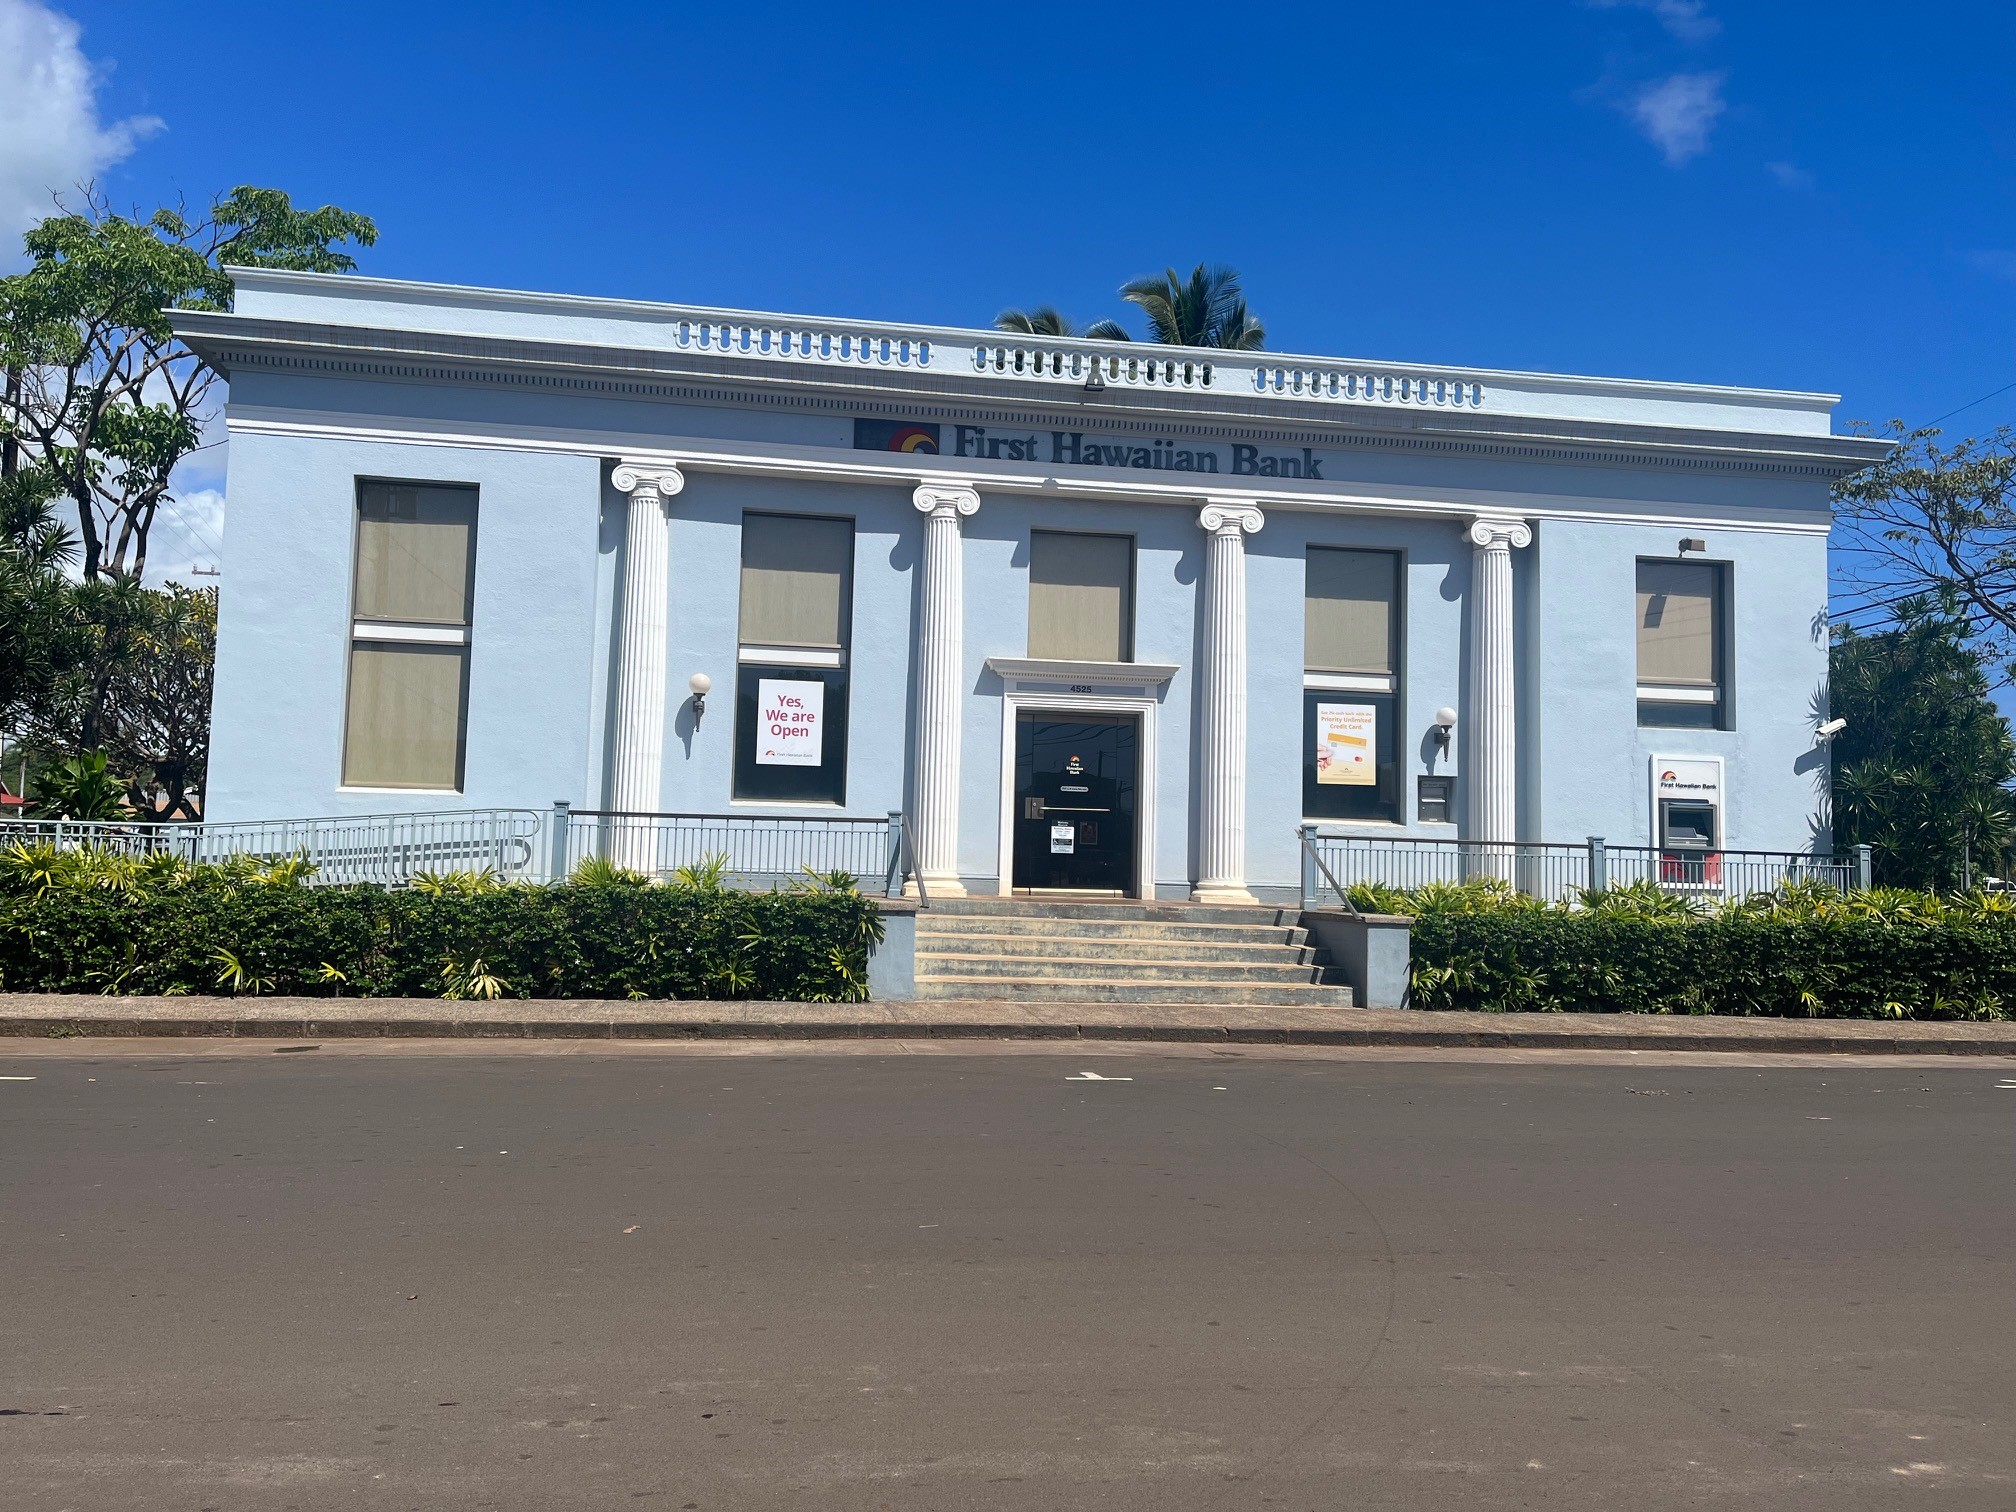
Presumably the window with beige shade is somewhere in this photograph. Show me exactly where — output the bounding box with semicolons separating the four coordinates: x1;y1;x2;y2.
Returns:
341;482;476;789
1303;548;1400;822
1636;559;1725;728
734;512;853;803
1305;547;1397;678
1028;530;1133;662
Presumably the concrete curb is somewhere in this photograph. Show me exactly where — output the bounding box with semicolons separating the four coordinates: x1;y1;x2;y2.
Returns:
4;996;2015;1056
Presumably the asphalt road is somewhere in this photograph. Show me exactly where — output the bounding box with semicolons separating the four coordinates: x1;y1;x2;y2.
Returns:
3;1042;2012;1511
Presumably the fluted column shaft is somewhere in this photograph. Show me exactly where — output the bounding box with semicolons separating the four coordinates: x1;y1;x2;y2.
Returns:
609;463;684;866
1464;516;1531;862
1194;502;1264;904
910;484;979;896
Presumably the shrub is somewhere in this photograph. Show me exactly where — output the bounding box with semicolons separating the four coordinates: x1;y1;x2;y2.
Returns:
0;871;885;1002
1409;911;2013;1019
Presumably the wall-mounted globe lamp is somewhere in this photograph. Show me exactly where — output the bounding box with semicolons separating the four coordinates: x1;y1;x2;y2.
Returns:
689;672;712;730
1431;707;1457;760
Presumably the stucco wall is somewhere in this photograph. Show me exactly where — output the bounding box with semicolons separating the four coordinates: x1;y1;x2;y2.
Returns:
207;430;602;821
207;364;1836;891
1531;519;1831;853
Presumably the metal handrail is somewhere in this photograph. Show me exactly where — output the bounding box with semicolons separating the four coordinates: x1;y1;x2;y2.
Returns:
1298;828;1361;917
901;814;930;909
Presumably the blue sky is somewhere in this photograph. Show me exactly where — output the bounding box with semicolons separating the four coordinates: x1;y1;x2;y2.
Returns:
8;0;2016;589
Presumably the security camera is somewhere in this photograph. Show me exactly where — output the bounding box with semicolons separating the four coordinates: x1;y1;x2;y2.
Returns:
1816;717;1847;740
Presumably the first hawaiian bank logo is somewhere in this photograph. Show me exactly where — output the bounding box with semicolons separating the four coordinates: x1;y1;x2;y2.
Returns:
853;419;940;454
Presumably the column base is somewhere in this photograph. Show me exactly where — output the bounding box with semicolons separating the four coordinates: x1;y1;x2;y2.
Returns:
905;874;967;899
1190;883;1259;905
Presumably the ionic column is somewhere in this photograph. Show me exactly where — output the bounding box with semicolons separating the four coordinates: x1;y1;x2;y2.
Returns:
1193;501;1265;904
609;463;685;862
1464;515;1531;867
909;483;980;897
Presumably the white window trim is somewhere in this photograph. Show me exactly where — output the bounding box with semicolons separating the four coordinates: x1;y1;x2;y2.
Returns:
1637;683;1718;704
352;621;470;646
1304;670;1395;693
738;644;844;667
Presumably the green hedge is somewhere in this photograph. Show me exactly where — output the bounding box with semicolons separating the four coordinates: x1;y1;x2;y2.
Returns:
1410;912;2015;1019
0;885;884;1001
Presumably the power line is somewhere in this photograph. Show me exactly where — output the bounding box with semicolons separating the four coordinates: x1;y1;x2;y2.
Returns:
154;491;226;575
1920;379;2016;431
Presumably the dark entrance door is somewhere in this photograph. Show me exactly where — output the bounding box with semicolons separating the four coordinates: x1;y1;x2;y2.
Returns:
1012;713;1139;893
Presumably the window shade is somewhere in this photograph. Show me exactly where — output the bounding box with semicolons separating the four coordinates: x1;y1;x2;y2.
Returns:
1028;531;1132;662
354;484;477;625
1305;549;1397;674
342;642;468;789
739;513;852;648
1637;561;1720;686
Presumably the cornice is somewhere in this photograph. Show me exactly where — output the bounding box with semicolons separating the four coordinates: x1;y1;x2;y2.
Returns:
223;406;1838;537
172;309;1892;484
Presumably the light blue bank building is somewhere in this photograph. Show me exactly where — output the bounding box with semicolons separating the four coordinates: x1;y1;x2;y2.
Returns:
174;272;1886;906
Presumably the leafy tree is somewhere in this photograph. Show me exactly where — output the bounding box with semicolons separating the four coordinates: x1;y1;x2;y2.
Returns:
996;262;1265;349
1115;264;1265;349
0;466;91;738
1833;422;2016;685
1830;601;2016;889
27;750;127;820
994;305;1128;341
100;582;216;817
0;185;377;584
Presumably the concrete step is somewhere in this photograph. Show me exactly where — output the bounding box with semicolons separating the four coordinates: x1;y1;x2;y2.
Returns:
917;914;1308;947
910;977;1357;1007
915;931;1323;965
916;953;1330;985
923;897;1294;926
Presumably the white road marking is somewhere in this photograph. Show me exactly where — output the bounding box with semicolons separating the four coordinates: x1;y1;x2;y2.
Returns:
0;1075;37;1080
1067;1071;1132;1081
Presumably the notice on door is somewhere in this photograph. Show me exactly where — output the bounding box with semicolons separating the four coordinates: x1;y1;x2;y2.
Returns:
1050;821;1076;854
756;679;824;766
1315;702;1376;785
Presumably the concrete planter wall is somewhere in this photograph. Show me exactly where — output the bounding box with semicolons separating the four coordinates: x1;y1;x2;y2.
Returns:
1297;911;1415;1009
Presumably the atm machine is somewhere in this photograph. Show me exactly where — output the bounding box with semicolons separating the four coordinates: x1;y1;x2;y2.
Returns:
1653;759;1723;886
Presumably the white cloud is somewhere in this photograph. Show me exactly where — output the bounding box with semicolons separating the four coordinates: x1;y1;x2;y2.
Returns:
1626;71;1727;165
1589;0;1721;43
1767;160;1815;191
147;486;226;588
0;0;163;263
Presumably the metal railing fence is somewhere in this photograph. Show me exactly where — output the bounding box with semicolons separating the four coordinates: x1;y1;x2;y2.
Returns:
555;806;904;895
1600;844;1856;898
0;805;915;894
0;809;547;886
1299;826;1864;910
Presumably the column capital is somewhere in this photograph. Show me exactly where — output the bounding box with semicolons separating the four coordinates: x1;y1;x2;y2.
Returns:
913;483;980;519
1465;514;1531;550
612;460;686;500
1199;501;1265;537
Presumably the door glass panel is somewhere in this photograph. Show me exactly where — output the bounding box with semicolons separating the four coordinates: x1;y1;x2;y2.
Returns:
1012;715;1138;892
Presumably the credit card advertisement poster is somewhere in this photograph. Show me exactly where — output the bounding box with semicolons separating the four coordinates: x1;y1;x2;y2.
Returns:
1315;703;1376;785
756;679;824;766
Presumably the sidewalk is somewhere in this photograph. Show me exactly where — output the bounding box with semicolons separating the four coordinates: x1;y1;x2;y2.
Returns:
3;995;2015;1055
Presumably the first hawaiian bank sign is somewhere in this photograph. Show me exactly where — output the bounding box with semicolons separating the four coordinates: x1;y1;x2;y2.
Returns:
854;419;1324;479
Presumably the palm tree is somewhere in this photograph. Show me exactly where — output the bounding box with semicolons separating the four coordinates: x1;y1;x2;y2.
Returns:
995;264;1265;349
1117;264;1265;349
993;305;1130;341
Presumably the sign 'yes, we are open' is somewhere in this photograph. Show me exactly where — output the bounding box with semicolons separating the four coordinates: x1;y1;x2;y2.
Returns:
756;679;825;767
